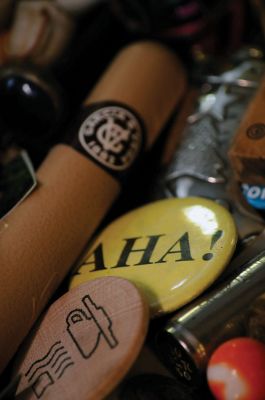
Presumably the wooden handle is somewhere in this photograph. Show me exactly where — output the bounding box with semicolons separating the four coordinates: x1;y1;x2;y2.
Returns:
0;40;186;373
14;277;149;400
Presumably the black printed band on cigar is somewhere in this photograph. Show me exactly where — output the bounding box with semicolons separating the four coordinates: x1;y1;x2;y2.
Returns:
65;101;146;182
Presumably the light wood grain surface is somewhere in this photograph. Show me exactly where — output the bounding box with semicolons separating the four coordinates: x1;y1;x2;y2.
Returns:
14;277;149;400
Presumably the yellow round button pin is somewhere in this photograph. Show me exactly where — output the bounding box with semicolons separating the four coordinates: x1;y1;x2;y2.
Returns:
70;198;237;317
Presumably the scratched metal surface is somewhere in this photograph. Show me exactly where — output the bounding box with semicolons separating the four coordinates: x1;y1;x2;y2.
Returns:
153;57;265;242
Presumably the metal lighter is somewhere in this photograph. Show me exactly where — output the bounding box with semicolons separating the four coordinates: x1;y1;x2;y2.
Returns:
153;48;265;246
154;248;265;389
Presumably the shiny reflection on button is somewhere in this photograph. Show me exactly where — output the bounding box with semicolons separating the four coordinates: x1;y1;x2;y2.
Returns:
184;205;218;235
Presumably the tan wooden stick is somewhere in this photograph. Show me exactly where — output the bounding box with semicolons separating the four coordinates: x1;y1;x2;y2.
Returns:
0;40;186;373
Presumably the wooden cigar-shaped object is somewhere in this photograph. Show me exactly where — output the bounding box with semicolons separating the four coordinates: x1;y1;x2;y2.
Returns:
0;41;186;372
229;75;265;185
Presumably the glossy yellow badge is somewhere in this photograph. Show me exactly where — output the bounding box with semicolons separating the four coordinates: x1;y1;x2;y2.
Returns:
70;198;237;317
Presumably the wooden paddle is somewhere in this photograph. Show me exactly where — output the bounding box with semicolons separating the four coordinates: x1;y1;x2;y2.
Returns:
13;277;149;400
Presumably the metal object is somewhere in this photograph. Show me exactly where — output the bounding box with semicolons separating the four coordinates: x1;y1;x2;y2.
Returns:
154;53;265;244
245;292;265;343
155;249;265;388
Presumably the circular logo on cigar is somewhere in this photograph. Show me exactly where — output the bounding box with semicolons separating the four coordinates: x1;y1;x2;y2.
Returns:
246;123;265;140
78;105;143;171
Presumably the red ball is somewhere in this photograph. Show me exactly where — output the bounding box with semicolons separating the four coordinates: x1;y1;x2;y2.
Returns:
207;337;265;400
